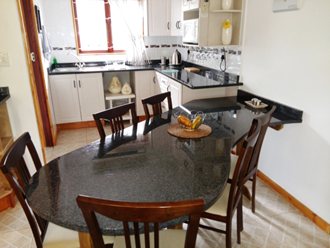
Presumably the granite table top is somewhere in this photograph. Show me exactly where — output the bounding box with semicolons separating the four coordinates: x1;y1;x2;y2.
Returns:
26;106;264;235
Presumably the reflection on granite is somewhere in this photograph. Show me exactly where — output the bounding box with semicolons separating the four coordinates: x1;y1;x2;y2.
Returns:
0;87;10;104
27;106;267;235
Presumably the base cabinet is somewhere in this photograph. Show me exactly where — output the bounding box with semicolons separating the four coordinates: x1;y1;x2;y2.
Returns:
50;73;105;124
133;71;156;116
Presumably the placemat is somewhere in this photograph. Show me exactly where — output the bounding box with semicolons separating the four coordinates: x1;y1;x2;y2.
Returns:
167;124;212;139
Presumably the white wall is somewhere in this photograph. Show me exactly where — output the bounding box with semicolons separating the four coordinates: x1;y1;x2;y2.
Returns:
0;1;43;168
241;0;330;223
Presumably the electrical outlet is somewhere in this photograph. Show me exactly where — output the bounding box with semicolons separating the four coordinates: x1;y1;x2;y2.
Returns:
0;52;10;66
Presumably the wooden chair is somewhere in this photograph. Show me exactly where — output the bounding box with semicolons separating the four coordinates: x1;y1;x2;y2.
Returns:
77;195;204;248
199;117;262;248
230;105;276;212
141;92;173;119
93;102;138;139
0;132;79;248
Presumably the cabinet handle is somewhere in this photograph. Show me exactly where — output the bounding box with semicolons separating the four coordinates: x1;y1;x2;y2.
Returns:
73;80;76;88
177;21;181;29
167;85;170;92
153;76;156;84
167;22;170;30
78;80;81;88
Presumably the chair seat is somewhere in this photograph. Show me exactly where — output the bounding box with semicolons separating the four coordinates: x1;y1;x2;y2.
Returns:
113;229;186;248
205;183;230;216
229;154;239;179
43;223;80;248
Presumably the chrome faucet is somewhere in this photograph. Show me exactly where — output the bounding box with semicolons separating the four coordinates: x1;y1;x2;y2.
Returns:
68;51;85;69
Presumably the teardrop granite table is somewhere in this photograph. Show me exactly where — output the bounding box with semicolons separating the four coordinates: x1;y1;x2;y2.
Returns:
26;105;267;245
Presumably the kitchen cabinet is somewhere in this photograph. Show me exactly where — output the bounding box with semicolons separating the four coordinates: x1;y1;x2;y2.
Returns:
133;71;156;116
171;0;183;36
155;72;182;111
155;71;238;109
50;73;105;124
147;0;171;36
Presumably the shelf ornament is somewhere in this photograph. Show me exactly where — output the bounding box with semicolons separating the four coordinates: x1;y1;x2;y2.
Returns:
121;82;132;95
222;0;233;10
222;19;232;45
108;76;122;94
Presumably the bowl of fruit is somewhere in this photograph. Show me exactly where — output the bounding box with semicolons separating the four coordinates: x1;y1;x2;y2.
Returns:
176;111;205;131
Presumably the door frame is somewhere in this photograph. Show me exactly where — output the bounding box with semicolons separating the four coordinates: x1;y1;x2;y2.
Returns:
16;0;55;151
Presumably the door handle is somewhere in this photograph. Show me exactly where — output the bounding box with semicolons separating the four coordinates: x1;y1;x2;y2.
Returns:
73;80;76;88
167;22;170;30
78;80;81;88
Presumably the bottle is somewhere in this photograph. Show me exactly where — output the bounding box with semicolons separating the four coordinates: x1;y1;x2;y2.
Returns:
222;19;232;45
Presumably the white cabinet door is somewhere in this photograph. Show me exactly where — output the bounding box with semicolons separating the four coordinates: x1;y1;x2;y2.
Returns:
49;74;81;124
134;71;155;116
77;73;105;121
147;0;171;36
168;78;182;108
171;0;183;36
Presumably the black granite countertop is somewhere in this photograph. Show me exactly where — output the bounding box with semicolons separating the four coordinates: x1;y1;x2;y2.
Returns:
26;105;265;235
48;61;242;90
0;87;10;104
181;95;303;127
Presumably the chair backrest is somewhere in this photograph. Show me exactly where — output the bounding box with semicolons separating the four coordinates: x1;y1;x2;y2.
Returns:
245;105;276;179
227;118;262;218
77;195;204;248
93;102;138;139
141;92;173;119
0;132;48;248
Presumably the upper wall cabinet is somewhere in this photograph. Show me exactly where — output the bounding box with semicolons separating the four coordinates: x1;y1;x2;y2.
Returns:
171;0;183;36
147;0;171;36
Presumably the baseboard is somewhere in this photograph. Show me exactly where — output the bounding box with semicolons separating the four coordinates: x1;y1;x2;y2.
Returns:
57;121;96;130
257;170;330;234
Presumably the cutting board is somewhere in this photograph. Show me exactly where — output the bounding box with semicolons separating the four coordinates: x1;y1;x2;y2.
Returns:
184;67;200;73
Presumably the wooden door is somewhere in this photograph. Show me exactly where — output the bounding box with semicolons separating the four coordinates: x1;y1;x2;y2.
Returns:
18;0;54;146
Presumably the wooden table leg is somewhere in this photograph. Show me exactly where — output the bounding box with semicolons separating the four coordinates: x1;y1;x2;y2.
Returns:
79;232;94;248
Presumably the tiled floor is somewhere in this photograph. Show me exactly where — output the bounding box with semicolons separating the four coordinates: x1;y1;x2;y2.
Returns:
0;127;329;248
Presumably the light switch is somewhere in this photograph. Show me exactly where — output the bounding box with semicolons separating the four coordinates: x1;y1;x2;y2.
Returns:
0;52;10;66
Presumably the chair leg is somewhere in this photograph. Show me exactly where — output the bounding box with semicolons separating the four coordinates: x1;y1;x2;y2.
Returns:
226;222;232;248
252;174;257;213
237;198;243;244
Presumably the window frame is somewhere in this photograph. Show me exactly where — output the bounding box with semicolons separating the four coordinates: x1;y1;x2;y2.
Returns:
72;0;124;54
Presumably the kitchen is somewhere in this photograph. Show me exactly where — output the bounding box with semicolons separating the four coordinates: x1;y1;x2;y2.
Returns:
0;0;329;247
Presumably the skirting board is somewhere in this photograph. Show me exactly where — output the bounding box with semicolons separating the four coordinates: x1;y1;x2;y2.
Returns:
257;170;330;234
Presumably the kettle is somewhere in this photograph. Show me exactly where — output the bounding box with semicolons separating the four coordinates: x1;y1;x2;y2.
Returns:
171;49;182;65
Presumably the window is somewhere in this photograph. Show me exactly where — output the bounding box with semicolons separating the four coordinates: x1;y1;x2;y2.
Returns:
72;0;143;54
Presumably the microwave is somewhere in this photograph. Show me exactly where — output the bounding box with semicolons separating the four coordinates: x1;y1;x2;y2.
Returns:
182;19;199;45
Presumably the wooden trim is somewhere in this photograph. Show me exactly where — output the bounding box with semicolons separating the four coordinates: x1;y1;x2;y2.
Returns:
18;0;54;147
257;170;330;234
57;121;97;131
